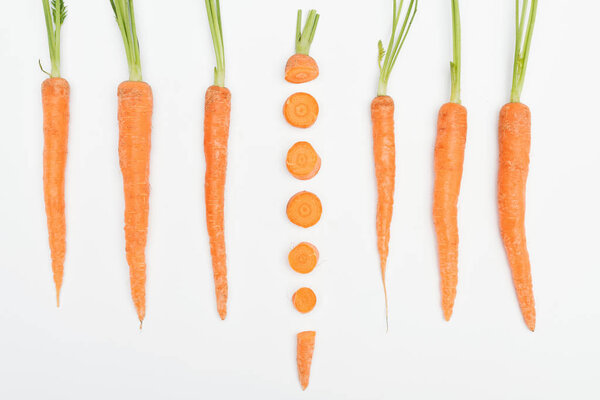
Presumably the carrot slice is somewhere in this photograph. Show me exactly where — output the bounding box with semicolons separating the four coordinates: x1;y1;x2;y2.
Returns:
287;191;322;228
297;330;316;390
286;141;321;180
292;287;317;313
283;92;319;128
288;242;319;274
285;54;319;84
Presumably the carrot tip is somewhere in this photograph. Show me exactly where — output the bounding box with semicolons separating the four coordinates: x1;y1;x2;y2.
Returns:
219;312;227;321
443;309;453;322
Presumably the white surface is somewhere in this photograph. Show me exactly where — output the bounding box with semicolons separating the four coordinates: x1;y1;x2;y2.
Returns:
0;1;599;399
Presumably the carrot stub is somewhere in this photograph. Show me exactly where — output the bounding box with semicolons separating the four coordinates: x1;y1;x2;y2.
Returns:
286;141;321;180
293;287;317;314
287;191;322;228
285;10;320;83
283;92;319;128
297;330;316;390
288;242;319;274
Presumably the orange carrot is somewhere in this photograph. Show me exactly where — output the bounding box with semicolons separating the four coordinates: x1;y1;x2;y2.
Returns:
285;10;320;84
41;0;69;306
286;141;321;180
283;92;319;128
371;0;417;326
292;287;317;313
498;0;538;331
287;191;322;228
111;0;153;325
204;0;231;320
433;0;466;321
288;242;319;274
297;331;316;390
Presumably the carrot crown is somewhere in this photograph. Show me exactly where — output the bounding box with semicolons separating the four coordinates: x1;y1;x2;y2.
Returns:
295;10;320;56
449;0;461;104
205;0;226;87
510;0;538;103
377;0;418;96
110;0;143;81
41;0;67;78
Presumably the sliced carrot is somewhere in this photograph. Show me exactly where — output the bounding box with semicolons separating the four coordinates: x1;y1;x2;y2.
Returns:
287;191;322;228
288;242;319;274
292;287;316;313
286;54;319;84
286;141;321;180
297;330;316;390
283;92;319;128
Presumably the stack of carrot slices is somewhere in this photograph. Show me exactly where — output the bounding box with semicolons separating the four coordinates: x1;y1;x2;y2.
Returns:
283;9;321;392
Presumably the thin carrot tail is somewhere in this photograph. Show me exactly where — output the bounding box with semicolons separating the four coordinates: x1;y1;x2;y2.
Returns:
297;331;316;390
42;78;70;307
118;81;153;324
204;85;232;320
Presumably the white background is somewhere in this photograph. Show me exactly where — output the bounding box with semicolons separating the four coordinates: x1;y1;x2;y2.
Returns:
0;1;599;399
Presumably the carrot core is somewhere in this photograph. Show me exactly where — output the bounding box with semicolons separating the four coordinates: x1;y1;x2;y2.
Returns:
287;191;322;228
283;92;319;128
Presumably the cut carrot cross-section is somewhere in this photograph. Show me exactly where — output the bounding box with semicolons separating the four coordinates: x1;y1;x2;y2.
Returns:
283;92;319;128
288;242;319;274
286;141;321;180
292;287;317;313
287;191;322;228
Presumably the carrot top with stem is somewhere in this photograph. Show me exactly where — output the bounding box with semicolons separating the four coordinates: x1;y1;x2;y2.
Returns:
510;0;538;103
449;0;461;104
110;0;143;81
205;0;225;87
295;10;320;56
377;0;418;96
42;0;67;78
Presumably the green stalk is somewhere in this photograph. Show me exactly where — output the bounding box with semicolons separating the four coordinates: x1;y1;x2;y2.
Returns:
110;0;143;81
295;9;320;56
42;0;67;78
449;0;461;103
205;0;226;87
377;0;418;96
510;0;538;103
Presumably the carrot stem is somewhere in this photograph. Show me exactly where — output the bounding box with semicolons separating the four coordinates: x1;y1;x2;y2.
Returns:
42;0;66;78
377;0;418;96
295;10;320;56
110;0;143;81
205;0;226;87
449;0;461;104
510;0;538;103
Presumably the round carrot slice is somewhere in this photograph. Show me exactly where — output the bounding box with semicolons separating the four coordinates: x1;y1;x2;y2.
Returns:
288;242;319;274
287;191;322;228
292;287;317;313
283;92;319;128
286;141;321;180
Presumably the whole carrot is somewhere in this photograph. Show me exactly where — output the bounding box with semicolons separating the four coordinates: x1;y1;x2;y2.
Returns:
433;0;466;321
204;0;231;320
41;0;69;306
371;0;418;327
110;0;153;325
498;0;538;331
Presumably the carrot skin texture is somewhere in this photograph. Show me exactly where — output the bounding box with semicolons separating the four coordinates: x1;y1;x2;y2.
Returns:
297;331;316;390
42;78;70;306
433;102;467;321
118;81;153;324
371;96;395;298
204;85;231;320
498;102;535;331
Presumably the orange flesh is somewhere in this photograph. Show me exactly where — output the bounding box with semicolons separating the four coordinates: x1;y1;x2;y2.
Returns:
286;141;321;180
287;191;322;228
285;54;319;83
297;331;316;390
292;287;317;313
283;92;319;128
42;78;70;307
498;102;536;331
288;242;319;274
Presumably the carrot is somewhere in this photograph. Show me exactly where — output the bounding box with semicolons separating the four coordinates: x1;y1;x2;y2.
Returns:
285;10;320;84
371;0;418;327
296;331;316;390
204;0;231;320
41;0;69;306
111;0;153;326
498;0;538;332
283;92;319;128
288;242;319;274
286;141;321;180
292;287;317;313
287;191;322;228
433;0;466;321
